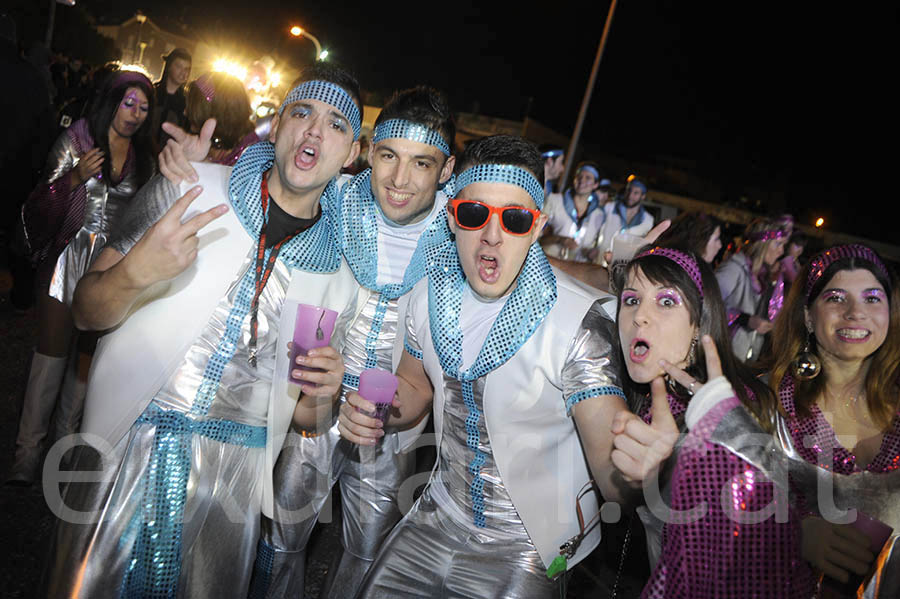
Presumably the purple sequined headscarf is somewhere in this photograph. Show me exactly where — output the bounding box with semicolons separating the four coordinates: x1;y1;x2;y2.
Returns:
805;244;890;303
636;247;704;300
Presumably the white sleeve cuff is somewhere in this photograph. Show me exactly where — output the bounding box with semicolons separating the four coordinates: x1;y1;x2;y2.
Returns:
684;376;737;430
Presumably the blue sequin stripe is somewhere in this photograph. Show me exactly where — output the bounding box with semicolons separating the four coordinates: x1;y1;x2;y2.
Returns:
461;380;488;528
404;336;423;360
363;294;391;370
565;385;626;414
121;404;266;598
190;262;257;417
341;293;392;390
247;538;276;599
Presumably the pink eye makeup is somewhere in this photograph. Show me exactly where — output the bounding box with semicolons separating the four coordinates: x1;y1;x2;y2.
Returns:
621;291;639;306
863;289;887;302
656;290;683;306
820;289;845;302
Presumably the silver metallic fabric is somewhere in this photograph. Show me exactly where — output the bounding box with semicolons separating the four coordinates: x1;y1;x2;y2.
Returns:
715;253;764;361
429;371;527;537
707;402;900;598
343;291;399;378
48;163;139;304
257;291;418;598
358;486;556;599
44;240;291;598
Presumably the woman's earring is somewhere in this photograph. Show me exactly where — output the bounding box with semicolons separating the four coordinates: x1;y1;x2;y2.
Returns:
688;336;699;366
792;330;821;381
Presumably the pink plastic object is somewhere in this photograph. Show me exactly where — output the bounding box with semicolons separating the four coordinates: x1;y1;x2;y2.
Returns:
358;368;398;424
288;303;338;384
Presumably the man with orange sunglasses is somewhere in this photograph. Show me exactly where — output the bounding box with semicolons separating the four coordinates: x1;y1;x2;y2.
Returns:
339;135;638;597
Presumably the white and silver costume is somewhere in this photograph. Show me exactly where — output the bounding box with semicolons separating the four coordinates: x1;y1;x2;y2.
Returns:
42;147;359;598
359;268;623;599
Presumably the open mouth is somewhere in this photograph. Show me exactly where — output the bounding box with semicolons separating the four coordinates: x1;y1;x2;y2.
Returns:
836;328;871;343
295;144;319;169
630;339;650;363
478;254;500;283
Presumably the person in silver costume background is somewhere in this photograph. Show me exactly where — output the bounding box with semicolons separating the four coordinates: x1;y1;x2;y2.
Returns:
340;135;645;598
8;66;156;485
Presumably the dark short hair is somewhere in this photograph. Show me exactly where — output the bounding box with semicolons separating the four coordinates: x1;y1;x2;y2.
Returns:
455;135;544;185
162;47;192;63
655;211;723;259
286;63;363;116
186;72;253;150
375;86;455;152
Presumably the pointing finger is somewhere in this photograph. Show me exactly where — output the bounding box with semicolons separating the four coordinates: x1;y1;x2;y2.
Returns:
701;335;723;380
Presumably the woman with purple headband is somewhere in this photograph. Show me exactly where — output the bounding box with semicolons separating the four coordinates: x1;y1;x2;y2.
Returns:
9;66;156;484
716;217;789;362
610;245;815;597
765;243;900;596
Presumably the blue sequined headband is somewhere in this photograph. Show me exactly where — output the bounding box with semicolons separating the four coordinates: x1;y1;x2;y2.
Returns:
279;80;362;140
456;164;545;210
372;119;451;156
577;165;600;180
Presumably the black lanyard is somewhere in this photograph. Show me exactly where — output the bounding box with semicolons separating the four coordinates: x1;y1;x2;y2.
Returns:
247;174;306;367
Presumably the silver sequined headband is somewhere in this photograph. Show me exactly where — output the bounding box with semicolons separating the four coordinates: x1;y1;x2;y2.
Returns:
279;80;362;140
372;119;451;156
455;164;544;209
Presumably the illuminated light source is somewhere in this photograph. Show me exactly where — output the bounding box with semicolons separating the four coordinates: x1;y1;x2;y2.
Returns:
256;105;270;118
269;71;281;87
815;217;824;228
212;58;248;82
318;49;329;61
626;173;635;183
290;26;303;36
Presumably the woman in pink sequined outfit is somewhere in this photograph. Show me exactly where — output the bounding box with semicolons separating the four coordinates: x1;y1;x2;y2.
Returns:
768;243;900;597
610;246;816;598
184;71;259;167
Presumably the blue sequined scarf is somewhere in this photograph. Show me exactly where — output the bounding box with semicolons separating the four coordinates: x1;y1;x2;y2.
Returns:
335;168;455;299
335;168;455;386
228;141;342;273
427;241;557;527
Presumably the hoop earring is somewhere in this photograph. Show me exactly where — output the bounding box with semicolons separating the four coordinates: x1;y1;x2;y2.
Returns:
792;331;821;381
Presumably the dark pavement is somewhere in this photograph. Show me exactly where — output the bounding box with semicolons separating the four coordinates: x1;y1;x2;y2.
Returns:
0;264;646;598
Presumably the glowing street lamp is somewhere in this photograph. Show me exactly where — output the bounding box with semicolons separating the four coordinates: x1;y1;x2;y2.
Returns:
815;217;825;228
289;25;325;60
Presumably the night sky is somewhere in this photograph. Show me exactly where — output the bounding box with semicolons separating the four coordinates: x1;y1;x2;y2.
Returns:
89;1;898;243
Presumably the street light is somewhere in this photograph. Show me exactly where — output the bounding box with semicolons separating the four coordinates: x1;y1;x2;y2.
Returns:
135;12;147;65
289;26;325;60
